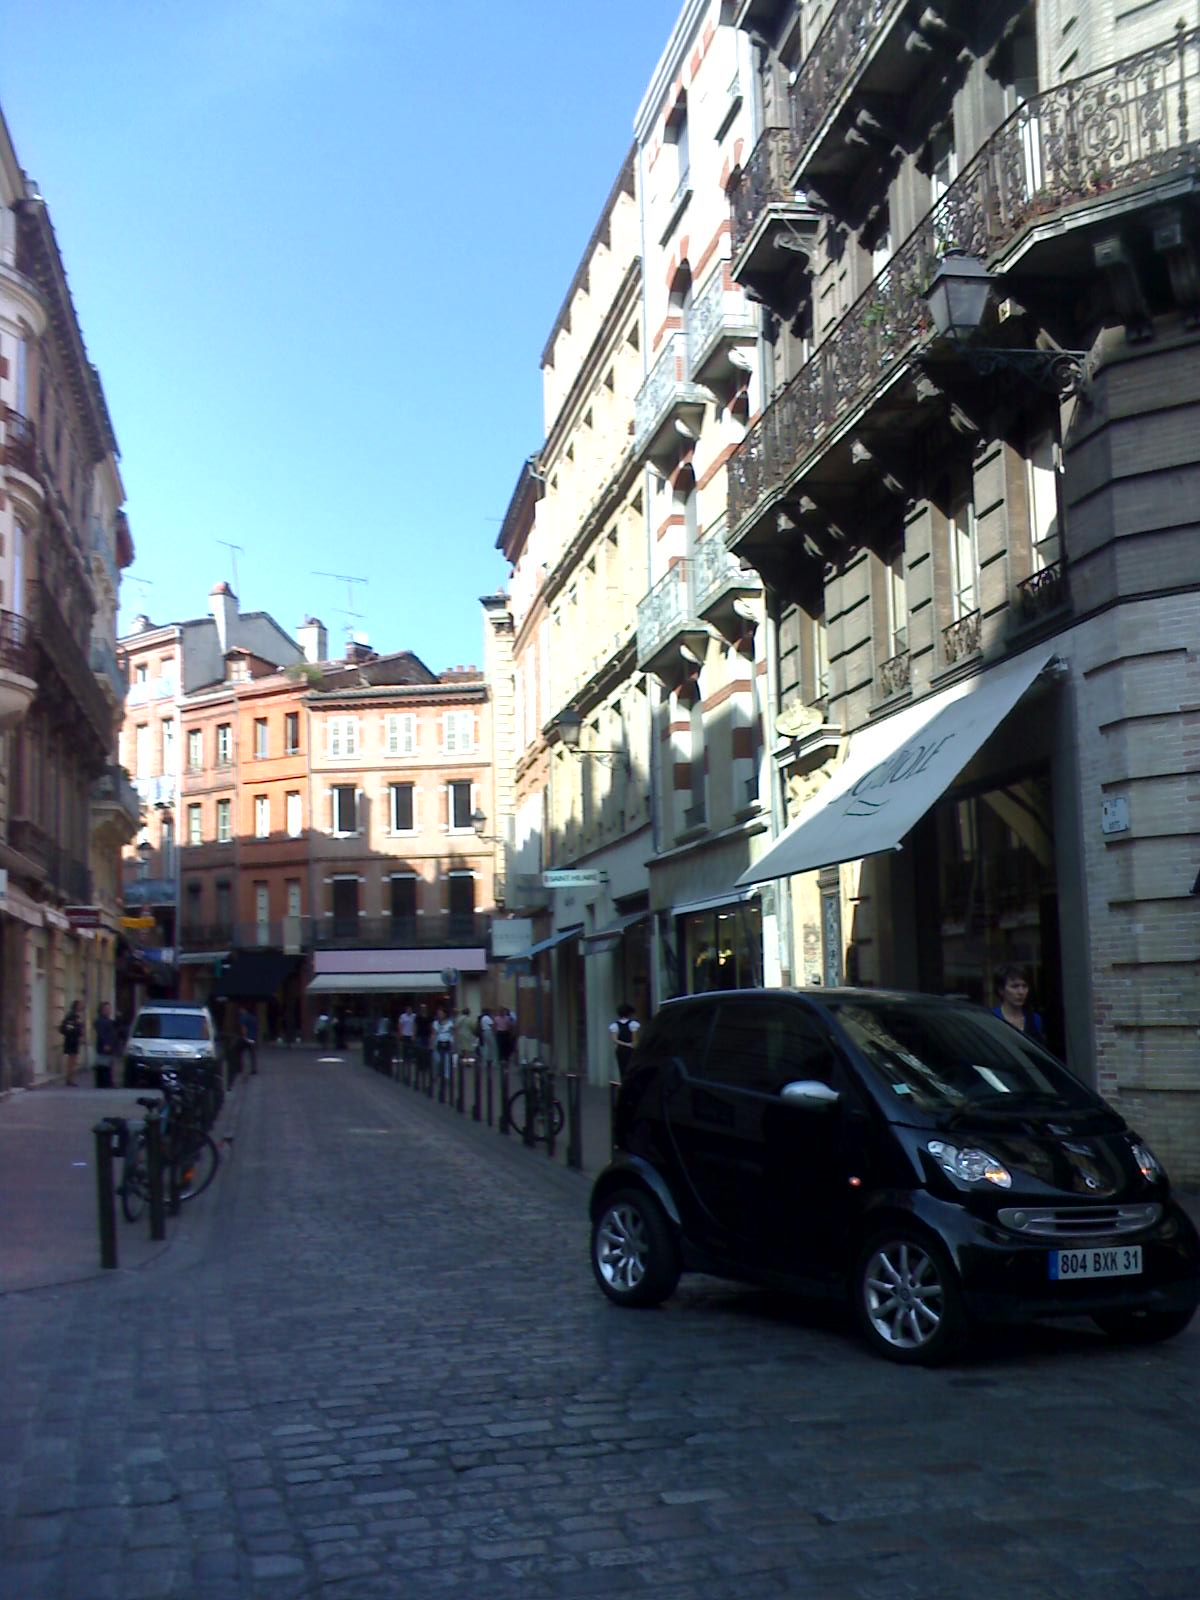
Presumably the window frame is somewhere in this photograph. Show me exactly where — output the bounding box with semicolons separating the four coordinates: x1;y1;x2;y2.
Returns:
254;794;270;839
253;718;269;759
332;784;358;837
389;781;415;834
216;797;232;843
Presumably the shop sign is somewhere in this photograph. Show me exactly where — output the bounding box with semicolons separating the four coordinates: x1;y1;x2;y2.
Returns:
66;905;103;929
490;918;533;958
121;914;158;930
543;870;607;888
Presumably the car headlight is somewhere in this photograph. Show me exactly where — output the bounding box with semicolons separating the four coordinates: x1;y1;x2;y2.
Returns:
927;1139;1012;1189
1130;1140;1163;1182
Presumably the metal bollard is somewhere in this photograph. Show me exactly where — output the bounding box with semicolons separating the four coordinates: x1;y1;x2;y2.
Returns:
565;1073;583;1171
167;1144;181;1218
522;1062;537;1150
145;1107;166;1242
545;1065;557;1162
93;1120;120;1269
437;1055;446;1104
456;1055;465;1114
499;1060;510;1135
472;1055;481;1122
486;1056;494;1128
609;1078;621;1156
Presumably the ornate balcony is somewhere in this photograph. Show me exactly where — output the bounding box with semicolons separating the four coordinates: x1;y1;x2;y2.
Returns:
788;0;967;193
2;405;38;479
0;609;36;727
943;610;982;665
687;267;756;390
729;28;1200;543
1016;560;1070;624
730;127;819;309
876;650;911;699
32;582;113;746
92;764;141;843
635;561;708;681
90;637;126;701
692;521;763;630
311;912;488;950
632;332;709;471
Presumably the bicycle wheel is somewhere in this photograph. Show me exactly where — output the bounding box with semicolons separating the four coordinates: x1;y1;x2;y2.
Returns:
175;1132;220;1201
532;1099;566;1142
504;1089;529;1138
120;1142;147;1223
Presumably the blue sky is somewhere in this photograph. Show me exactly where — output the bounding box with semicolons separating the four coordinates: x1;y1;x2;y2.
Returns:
3;0;681;672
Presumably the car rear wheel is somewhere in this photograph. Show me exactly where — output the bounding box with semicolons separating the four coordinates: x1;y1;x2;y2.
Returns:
591;1188;680;1308
855;1229;967;1365
1093;1306;1195;1344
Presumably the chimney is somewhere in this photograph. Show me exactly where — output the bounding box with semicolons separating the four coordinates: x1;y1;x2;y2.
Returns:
210;581;238;655
297;616;327;664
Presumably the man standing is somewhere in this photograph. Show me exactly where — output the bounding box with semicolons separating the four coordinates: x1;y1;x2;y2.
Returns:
609;1003;640;1081
59;1001;83;1087
238;1005;258;1076
93;1001;118;1090
398;1004;416;1077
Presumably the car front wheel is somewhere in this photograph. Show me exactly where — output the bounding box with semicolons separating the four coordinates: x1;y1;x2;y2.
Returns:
855;1229;968;1365
591;1188;680;1309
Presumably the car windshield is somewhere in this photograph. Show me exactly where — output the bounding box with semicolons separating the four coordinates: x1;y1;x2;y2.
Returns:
132;1012;210;1041
826;998;1096;1117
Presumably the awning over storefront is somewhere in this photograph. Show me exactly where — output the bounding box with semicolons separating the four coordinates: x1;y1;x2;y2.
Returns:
739;645;1057;887
515;924;583;960
307;972;440;995
672;887;759;918
581;911;648;955
215;950;301;1000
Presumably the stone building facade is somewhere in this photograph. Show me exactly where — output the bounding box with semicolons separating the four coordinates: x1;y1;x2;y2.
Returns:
0;104;132;1086
724;0;1200;1175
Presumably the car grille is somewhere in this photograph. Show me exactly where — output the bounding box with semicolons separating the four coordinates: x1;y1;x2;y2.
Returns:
996;1204;1161;1239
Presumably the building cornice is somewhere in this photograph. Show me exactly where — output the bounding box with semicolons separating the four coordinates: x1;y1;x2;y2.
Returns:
541;146;637;369
541;257;643;466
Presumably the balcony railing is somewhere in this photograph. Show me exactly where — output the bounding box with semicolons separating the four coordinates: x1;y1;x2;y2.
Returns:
9;817;49;872
636;561;702;669
687;267;757;378
633;332;708;462
134;774;177;808
90;637;126;699
126;675;176;706
180;923;235;951
1016;560;1069;622
692;523;762;614
943;610;982;664
730;126;800;257
0;609;35;679
311;912;489;949
877;651;911;698
92;764;141;829
2;406;37;477
788;0;905;173
32;582;112;743
730;27;1200;536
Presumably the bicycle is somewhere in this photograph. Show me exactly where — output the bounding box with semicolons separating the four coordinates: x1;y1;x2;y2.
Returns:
119;1079;220;1222
504;1063;564;1143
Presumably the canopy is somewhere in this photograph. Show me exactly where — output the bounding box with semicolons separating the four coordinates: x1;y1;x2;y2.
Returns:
516;924;583;959
581;910;647;955
307;972;443;995
738;645;1057;887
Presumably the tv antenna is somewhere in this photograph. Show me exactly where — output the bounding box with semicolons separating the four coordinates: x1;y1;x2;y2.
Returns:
217;539;245;595
313;570;368;642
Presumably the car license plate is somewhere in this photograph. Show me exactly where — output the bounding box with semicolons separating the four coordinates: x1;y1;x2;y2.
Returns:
1049;1245;1142;1281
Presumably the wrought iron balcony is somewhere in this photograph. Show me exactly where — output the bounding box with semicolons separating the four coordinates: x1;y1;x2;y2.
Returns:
311;912;488;949
1016;560;1070;623
633;332;709;470
730;27;1200;540
877;651;912;698
9;817;49;874
636;561;707;676
729;127;819;305
943;610;982;665
687;267;757;387
179;922;235;951
90;637;126;699
92;764;141;838
0;609;36;727
692;522;762;621
2;406;38;478
32;582;112;745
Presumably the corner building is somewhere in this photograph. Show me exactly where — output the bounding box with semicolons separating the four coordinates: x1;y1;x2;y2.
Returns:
725;1;1200;1177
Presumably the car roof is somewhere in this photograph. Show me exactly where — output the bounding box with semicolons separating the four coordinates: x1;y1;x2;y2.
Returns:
656;987;973;1010
136;1000;208;1012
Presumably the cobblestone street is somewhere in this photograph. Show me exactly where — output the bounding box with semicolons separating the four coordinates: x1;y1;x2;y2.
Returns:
2;1050;1199;1600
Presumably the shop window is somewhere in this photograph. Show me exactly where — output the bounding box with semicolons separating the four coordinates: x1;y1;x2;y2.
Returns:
680;901;763;994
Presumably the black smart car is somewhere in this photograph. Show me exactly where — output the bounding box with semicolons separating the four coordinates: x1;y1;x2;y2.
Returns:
588;989;1200;1363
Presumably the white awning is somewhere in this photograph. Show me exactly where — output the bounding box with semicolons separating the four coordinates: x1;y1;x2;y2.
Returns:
516;924;583;959
738;645;1057;887
307;972;446;995
673;886;759;918
581;910;648;954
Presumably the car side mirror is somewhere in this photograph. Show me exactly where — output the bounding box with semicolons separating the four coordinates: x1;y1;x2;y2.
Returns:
781;1079;840;1109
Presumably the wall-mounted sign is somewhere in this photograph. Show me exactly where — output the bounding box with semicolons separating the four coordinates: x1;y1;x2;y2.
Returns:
543;870;607;888
490;918;533;958
121;915;158;930
65;906;102;929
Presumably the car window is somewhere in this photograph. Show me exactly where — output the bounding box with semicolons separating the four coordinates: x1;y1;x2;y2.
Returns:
703;1002;839;1095
132;1012;211;1041
826;999;1096;1116
639;1003;713;1075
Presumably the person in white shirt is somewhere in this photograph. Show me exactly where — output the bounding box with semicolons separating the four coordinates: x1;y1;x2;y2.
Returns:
609;1004;640;1081
478;1007;495;1067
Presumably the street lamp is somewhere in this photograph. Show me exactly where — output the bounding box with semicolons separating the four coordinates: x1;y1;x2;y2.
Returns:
922;249;1088;395
552;708;630;773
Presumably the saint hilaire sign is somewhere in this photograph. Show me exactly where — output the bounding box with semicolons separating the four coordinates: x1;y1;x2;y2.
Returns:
543;869;608;888
739;645;1056;885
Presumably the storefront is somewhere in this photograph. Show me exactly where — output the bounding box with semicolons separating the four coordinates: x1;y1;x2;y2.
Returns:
674;891;763;995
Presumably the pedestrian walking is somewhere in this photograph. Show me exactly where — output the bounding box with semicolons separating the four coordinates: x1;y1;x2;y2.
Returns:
991;964;1045;1041
609;1002;641;1081
454;1007;476;1063
493;1005;516;1066
398;1004;416;1076
315;1011;330;1049
93;1001;118;1090
414;1003;434;1090
238;1005;259;1075
434;1006;455;1087
59;1001;83;1086
477;1006;495;1067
